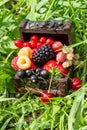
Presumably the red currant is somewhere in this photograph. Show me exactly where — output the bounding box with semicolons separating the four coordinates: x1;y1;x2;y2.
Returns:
22;42;31;48
30;41;37;49
40;91;54;103
37;42;42;49
30;35;39;42
70;77;82;90
46;38;54;45
40;36;46;43
14;39;23;48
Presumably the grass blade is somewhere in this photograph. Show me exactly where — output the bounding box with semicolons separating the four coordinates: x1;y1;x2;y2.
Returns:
1;117;12;130
16;115;24;130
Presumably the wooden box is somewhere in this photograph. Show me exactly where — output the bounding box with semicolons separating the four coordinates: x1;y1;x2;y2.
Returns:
14;19;75;96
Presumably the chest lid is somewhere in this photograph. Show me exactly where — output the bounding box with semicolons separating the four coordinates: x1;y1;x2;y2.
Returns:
19;19;75;45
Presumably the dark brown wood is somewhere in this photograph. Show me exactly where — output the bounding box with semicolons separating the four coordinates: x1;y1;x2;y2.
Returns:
19;19;75;45
14;19;75;96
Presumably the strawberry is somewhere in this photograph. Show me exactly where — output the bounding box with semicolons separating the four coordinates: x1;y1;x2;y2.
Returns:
42;60;57;70
57;64;68;75
11;56;19;70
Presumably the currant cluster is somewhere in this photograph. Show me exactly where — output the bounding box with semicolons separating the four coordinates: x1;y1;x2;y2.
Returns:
16;68;49;88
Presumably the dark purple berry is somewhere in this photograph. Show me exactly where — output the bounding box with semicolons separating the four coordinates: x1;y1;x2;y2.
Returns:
35;68;42;75
30;75;38;83
17;69;25;78
25;69;33;77
40;70;49;79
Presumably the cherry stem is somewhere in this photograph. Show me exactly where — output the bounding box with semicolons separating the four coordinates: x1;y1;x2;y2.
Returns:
48;68;54;93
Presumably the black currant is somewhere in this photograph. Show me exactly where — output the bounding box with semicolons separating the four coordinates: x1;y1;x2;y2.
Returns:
17;69;25;78
25;69;33;77
30;75;38;83
35;68;42;75
40;70;49;79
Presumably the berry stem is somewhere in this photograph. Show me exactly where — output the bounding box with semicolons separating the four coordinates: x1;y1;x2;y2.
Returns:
48;68;54;93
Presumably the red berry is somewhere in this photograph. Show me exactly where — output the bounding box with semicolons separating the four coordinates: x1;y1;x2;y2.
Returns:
30;41;37;49
40;91;54;103
30;35;39;42
56;51;66;63
14;39;23;48
22;42;31;48
37;42;42;49
57;64;68;75
11;56;19;70
52;41;63;52
31;60;38;70
46;38;54;45
70;77;82;90
42;60;57;70
40;36;46;43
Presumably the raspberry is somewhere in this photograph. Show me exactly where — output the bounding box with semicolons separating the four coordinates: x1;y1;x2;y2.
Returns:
17;56;31;70
11;56;19;70
18;47;33;59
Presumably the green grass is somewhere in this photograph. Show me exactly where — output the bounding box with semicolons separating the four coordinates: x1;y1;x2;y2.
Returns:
0;0;87;130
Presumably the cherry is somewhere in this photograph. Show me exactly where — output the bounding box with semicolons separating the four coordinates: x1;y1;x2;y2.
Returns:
30;35;39;42
40;91;54;103
52;41;63;52
70;77;82;90
37;42;42;49
30;41;37;49
46;38;54;45
40;36;46;43
14;39;23;48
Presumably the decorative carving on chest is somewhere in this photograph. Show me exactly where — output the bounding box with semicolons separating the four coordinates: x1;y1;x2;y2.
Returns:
25;20;64;30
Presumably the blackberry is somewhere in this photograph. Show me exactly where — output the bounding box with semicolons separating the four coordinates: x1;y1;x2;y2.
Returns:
33;45;55;66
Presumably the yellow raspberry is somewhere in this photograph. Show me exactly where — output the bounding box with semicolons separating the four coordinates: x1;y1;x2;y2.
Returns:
18;47;33;59
17;55;31;70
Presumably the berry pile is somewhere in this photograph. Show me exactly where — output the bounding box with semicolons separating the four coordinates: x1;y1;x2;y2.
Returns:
15;68;49;89
12;35;82;102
